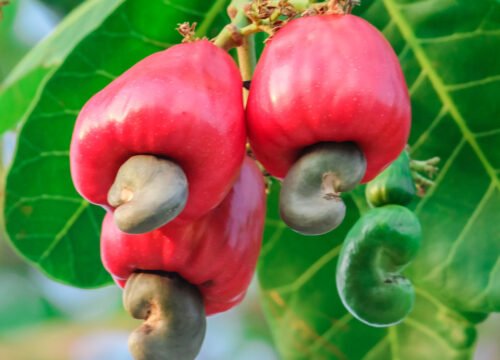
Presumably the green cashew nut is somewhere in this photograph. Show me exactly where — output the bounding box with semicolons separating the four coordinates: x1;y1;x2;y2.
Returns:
336;205;422;327
280;142;366;235
365;150;416;207
124;272;206;360
108;155;188;234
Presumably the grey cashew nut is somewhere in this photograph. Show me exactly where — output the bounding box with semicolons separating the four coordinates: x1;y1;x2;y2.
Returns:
124;272;206;360
279;142;366;235
108;155;188;234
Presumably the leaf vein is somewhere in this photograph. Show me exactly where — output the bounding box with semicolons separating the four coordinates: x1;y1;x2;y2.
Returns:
420;182;496;283
5;195;83;222
309;313;354;353
388;326;400;360
414;139;465;214
446;73;500;92
469;246;500;306
403;317;463;354
9;151;69;176
383;0;500;192
362;336;389;360
36;201;88;263
474;128;500;139
418;28;500;44
411;106;447;152
408;70;426;96
260;221;286;257
273;243;342;295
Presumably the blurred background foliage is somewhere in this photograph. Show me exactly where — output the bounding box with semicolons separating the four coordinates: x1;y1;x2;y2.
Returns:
0;1;498;359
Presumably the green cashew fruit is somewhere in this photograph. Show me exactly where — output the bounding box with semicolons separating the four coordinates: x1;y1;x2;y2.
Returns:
336;205;422;327
123;272;206;360
365;150;416;207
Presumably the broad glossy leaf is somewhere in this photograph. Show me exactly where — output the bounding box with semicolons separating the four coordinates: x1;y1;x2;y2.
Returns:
0;0;124;134
39;0;85;15
258;0;500;358
3;0;230;287
0;1;29;81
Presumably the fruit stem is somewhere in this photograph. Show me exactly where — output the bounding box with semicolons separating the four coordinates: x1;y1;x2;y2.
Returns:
213;0;315;50
235;5;256;103
408;152;440;197
410;157;440;175
213;0;253;50
326;0;360;14
237;35;256;103
177;22;198;43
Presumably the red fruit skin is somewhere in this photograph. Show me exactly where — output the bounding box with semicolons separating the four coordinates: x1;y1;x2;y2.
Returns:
101;158;266;315
71;40;246;221
246;15;411;182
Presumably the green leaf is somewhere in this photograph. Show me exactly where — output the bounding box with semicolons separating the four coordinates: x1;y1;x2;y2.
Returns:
258;0;500;358
0;0;30;81
0;0;123;134
39;0;85;15
3;0;230;288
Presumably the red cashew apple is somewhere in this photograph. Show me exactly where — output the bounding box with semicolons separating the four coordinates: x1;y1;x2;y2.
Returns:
101;157;266;314
246;14;411;234
70;40;246;234
101;158;266;359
